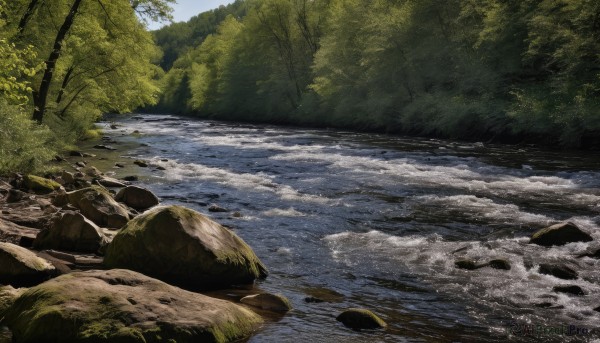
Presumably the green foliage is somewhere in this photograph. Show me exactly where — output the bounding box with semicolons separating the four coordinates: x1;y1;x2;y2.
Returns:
153;0;248;70
0;0;173;175
149;0;600;148
0;100;57;175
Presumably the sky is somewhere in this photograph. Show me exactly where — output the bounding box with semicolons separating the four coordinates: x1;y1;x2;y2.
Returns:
148;0;234;30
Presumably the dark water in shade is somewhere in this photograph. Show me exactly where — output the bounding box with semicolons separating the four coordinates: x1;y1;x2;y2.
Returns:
91;114;600;342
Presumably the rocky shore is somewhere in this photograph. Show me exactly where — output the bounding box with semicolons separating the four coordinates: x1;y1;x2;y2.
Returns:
0;139;386;341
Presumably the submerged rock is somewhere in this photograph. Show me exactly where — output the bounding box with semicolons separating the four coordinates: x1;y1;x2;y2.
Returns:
553;285;585;296
54;186;130;229
530;222;593;246
2;269;262;343
454;259;480;270
0;242;56;287
304;296;325;303
538;264;578;280
336;308;387;330
487;259;511;270
240;293;292;312
122;175;139;182
22;175;61;194
133;160;148;167
115;186;159;210
33;211;108;253
104;205;268;289
209;204;230;213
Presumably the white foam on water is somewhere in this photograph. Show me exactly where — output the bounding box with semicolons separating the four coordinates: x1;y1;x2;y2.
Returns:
324;229;600;330
190;132;333;154
409;195;554;225
271;151;600;210
262;208;306;217
150;158;331;204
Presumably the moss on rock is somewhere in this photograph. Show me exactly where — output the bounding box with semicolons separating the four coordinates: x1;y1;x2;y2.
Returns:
23;175;61;194
104;205;268;289
2;269;263;343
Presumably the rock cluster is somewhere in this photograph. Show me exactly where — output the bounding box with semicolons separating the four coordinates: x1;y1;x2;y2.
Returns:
0;165;274;343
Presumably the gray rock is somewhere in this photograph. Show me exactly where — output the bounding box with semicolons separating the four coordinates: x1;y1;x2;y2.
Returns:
530;222;592;246
0;242;56;287
2;269;262;343
240;293;292;312
133;160;148;167
455;259;480;270
487;259;511;270
104;205;268;290
209;204;229;213
336;308;387;330
33;211;109;253
115;186;159;210
553;285;585;296
96;177;126;188
55;186;130;229
538;264;578;280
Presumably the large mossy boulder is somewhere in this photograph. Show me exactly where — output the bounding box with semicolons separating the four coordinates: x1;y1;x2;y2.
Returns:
0;242;56;287
530;222;593;247
23;175;61;194
115;186;159;210
55;186;130;229
2;269;263;343
104;206;268;289
33;211;109;253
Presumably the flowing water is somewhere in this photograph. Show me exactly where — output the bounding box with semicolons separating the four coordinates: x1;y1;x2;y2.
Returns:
93;114;600;342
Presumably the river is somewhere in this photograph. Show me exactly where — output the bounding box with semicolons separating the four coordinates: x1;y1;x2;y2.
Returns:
91;114;600;342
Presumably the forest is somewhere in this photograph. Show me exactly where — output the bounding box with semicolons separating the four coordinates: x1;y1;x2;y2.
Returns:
153;0;600;148
1;0;599;175
0;0;173;174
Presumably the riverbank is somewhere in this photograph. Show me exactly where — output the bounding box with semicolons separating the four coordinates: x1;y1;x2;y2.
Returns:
2;114;600;342
0;130;277;341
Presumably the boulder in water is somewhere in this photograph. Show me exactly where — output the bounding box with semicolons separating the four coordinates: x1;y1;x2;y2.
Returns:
209;204;229;213
240;293;292;312
2;269;262;343
530;222;592;246
104;205;268;289
538;264;578;280
115;186;159;210
454;259;480;270
0;242;56;287
336;308;387;330
54;186;130;229
553;285;585;296
33;211;109;253
133;160;148;167
487;259;511;270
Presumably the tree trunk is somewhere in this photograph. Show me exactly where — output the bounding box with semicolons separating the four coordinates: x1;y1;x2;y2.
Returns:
17;0;40;35
32;0;84;123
